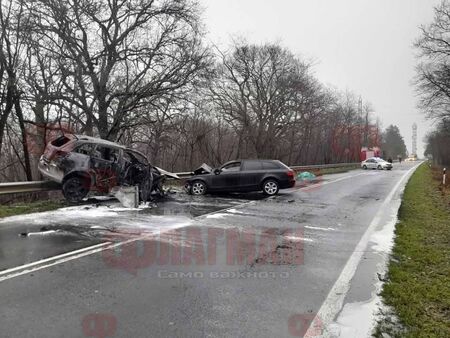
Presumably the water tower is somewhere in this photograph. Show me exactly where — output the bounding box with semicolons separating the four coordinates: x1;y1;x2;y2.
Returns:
412;123;417;158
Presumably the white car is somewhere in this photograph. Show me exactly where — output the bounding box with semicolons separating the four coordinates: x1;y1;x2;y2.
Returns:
361;157;393;170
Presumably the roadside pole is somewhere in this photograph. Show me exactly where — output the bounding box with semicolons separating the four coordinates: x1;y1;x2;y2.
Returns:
443;168;447;191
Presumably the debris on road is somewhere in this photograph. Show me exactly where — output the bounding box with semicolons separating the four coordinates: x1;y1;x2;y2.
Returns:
296;171;317;182
111;186;139;208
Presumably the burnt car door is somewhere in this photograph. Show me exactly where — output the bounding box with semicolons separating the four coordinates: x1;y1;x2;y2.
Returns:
121;150;155;201
240;160;264;190
89;145;121;192
211;161;242;191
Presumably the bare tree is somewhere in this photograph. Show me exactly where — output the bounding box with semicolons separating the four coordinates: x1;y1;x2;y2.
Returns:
415;0;450;164
425;120;450;165
24;0;210;140
1;1;382;181
0;0;32;180
415;0;450;120
209;42;313;158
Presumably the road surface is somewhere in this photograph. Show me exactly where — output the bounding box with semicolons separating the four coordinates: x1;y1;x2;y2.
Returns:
0;162;419;337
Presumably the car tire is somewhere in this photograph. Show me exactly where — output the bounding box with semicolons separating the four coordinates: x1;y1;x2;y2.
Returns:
191;180;207;196
262;179;279;196
362;165;367;170
377;165;382;170
62;176;90;203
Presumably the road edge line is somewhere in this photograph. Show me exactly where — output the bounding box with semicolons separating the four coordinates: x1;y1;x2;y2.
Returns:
304;162;422;337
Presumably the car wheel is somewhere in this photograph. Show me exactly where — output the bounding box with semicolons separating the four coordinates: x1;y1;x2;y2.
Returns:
263;179;279;196
62;176;89;203
191;181;207;195
377;165;382;170
362;165;367;170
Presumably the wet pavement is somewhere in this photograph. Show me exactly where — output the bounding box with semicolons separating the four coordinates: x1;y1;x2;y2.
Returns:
0;163;419;337
0;192;264;271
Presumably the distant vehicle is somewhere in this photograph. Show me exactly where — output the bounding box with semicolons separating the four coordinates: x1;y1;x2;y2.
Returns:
361;157;393;170
185;160;296;196
38;134;178;203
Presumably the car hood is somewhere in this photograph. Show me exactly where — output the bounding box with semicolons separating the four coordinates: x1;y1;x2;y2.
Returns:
193;163;213;175
154;167;180;179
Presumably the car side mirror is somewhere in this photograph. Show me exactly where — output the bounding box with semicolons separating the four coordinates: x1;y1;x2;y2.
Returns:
214;168;221;175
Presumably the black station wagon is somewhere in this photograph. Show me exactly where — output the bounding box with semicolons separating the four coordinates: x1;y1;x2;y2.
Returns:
185;160;296;196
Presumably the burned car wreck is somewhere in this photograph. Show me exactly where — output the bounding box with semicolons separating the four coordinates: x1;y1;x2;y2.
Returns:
38;134;178;203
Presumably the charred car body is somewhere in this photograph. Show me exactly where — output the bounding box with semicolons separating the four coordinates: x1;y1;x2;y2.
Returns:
185;160;296;196
38;134;177;203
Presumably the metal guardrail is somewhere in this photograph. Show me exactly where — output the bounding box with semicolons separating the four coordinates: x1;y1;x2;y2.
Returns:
0;181;61;195
0;163;360;195
290;162;359;171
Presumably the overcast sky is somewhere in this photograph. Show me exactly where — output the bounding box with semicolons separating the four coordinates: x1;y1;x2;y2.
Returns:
198;0;441;157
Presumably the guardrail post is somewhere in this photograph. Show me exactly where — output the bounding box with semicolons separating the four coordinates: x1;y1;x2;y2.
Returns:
443;168;447;186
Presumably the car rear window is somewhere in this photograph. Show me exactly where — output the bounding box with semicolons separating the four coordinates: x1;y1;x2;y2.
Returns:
262;161;281;169
243;161;262;170
51;135;71;147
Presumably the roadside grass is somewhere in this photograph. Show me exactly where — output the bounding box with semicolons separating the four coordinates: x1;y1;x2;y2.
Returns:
0;199;67;219
374;164;450;337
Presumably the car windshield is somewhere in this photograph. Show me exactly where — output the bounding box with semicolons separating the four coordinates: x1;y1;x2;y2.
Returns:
126;150;149;165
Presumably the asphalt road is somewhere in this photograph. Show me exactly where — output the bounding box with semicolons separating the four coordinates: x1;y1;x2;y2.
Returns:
0;162;419;338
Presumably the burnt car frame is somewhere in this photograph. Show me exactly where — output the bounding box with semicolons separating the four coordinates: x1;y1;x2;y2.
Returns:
185;160;296;196
38;134;177;203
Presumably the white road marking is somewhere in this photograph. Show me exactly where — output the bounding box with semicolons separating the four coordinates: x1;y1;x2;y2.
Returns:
304;162;422;337
0;242;110;277
0;243;114;283
0;169;376;283
305;226;336;232
286;171;368;193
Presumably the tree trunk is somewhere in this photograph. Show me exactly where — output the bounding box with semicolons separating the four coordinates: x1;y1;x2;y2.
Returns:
15;97;33;181
0;79;16;156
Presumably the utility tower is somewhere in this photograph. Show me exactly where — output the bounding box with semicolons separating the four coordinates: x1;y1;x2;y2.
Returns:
412;123;417;158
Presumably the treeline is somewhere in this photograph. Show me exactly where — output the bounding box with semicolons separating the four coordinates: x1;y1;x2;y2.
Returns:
0;0;379;182
416;0;450;165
